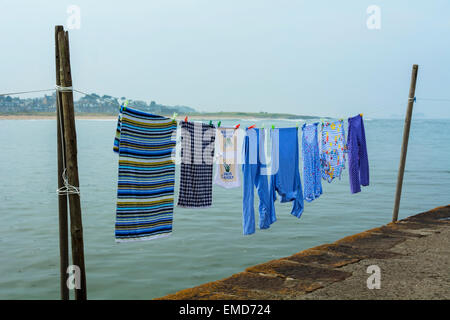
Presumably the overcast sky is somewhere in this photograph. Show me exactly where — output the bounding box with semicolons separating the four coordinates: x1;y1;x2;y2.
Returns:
1;0;449;118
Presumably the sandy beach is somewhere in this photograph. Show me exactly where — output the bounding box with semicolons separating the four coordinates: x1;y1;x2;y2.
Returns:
0;114;117;120
0;114;290;121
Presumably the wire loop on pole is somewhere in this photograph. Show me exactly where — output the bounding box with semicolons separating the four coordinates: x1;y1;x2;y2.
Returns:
56;168;80;195
55;88;80;196
55;85;73;92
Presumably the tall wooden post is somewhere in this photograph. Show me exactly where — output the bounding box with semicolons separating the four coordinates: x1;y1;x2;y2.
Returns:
55;25;70;300
56;26;87;300
392;64;419;222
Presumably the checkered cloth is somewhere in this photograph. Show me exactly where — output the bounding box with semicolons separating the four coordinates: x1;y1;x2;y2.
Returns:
177;121;216;208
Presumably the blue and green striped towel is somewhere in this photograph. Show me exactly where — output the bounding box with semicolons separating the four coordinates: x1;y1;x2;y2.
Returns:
114;106;177;242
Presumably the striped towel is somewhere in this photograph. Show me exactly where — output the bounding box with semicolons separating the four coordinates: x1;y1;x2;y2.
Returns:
114;106;177;242
177;121;216;208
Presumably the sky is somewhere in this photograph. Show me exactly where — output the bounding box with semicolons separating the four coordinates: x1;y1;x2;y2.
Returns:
1;0;449;118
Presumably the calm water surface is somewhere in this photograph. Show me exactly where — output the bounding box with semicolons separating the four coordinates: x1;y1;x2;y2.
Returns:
0;118;448;299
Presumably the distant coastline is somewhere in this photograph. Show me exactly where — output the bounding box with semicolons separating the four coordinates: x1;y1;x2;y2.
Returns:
0;111;327;120
0;92;328;120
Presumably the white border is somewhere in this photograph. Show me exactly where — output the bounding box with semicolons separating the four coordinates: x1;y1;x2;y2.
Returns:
115;232;171;243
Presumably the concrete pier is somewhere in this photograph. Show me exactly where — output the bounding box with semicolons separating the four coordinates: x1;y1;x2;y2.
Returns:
157;205;450;300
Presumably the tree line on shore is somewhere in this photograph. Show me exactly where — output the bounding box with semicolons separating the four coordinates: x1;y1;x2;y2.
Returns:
0;92;196;115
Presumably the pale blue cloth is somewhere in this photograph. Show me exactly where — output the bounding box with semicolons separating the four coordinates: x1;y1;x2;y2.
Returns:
242;128;273;235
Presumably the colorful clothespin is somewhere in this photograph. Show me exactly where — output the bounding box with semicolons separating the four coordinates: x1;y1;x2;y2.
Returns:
296;122;299;128
271;125;275;130
248;124;256;129
123;100;129;111
209;120;212;126
171;112;178;124
184;116;188;122
234;124;240;129
359;113;363;117
218;121;221;128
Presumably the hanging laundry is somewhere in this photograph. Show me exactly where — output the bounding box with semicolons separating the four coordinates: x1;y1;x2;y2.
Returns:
177;121;216;208
347;114;370;193
214;127;241;189
302;123;322;202
269;127;304;219
242;128;274;235
320;119;346;182
113;110;122;153
114;106;177;242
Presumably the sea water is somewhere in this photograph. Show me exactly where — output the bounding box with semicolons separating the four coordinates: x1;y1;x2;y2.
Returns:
0;118;449;299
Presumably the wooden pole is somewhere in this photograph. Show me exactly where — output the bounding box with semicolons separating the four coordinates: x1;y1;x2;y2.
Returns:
55;25;70;300
392;64;419;222
57;26;87;300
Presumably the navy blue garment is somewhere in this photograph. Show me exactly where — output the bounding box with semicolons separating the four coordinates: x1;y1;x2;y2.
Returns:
269;127;304;219
242;128;274;235
347;114;369;194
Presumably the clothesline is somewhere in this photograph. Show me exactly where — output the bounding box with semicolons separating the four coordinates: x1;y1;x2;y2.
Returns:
1;86;449;132
0;87;92;97
416;97;450;102
112;105;370;241
0;88;55;96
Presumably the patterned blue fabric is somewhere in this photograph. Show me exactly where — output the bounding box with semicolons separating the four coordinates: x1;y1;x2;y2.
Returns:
302;123;322;202
320;120;346;182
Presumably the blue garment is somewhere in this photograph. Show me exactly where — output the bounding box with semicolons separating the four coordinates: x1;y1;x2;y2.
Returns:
269;127;304;219
302;123;322;202
347;114;369;193
242;128;273;235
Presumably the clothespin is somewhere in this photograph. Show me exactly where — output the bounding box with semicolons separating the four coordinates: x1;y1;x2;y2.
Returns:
271;125;275;130
234;124;240;129
248;124;256;129
209;120;212;126
262;123;265;129
119;104;123;120
218;121;221;128
123;100;129;111
184;116;188;122
296;122;299;128
319;118;325;127
359;113;363;117
171;112;178;124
